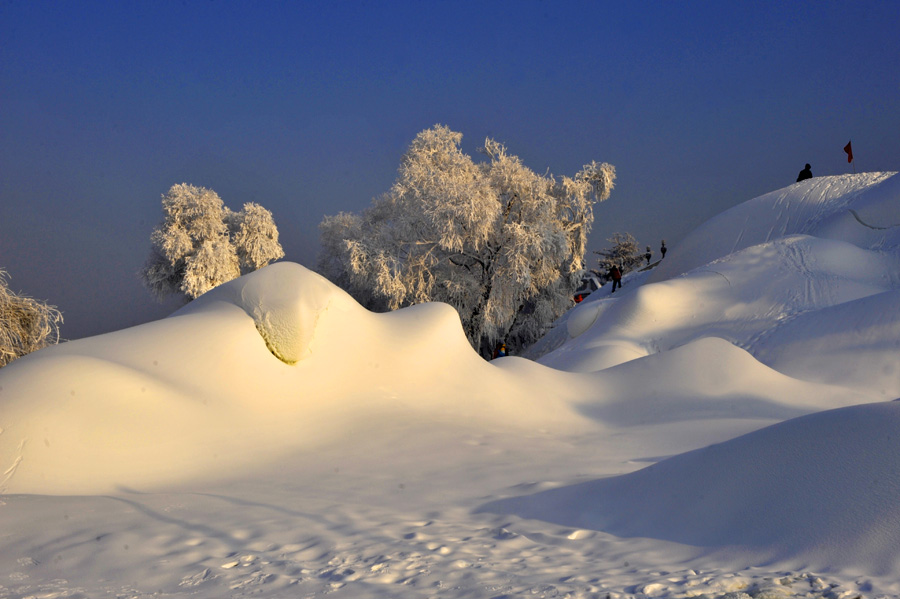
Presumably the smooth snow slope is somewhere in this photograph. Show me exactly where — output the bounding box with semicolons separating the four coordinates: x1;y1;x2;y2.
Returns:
1;172;899;598
0;262;596;495
650;172;900;281
539;173;900;399
497;172;900;576
481;399;900;576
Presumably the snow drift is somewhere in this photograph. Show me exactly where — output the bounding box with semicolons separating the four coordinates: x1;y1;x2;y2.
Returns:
480;399;900;575
1;172;899;597
0;263;591;495
485;172;900;576
539;173;900;400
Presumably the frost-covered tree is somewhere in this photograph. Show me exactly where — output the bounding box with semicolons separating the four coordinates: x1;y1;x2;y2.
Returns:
318;125;615;356
141;184;284;301
317;210;375;308
593;232;643;281
227;202;285;272
0;268;63;368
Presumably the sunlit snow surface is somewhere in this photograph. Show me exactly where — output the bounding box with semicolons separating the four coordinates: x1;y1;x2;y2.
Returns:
1;173;899;598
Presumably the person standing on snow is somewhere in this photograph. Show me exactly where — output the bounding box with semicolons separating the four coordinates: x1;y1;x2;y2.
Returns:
797;163;813;182
644;246;652;265
660;240;667;259
609;265;622;293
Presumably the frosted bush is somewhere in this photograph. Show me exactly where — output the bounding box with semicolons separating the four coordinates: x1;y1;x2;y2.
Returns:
227;202;285;272
0;268;63;367
594;232;644;279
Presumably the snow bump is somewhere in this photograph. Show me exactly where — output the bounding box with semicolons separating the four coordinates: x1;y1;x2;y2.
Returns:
231;263;356;364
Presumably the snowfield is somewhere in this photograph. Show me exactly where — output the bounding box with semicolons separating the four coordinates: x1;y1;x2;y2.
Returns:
1;172;899;598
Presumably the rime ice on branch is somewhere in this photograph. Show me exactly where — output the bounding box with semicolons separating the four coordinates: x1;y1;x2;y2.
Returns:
318;125;615;356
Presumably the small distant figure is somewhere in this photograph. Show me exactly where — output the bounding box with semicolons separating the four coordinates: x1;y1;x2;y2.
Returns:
493;343;507;359
660;240;667;259
797;163;813;182
644;246;652;265
609;265;622;293
574;293;585;304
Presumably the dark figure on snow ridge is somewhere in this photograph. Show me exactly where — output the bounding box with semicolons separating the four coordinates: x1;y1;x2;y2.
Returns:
797;163;813;182
660;240;667;259
609;265;622;293
644;246;652;265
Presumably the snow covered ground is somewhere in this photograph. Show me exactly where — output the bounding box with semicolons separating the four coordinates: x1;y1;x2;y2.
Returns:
1;172;899;598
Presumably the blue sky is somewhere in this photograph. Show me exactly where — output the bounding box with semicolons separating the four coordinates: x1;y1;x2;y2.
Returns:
2;0;898;339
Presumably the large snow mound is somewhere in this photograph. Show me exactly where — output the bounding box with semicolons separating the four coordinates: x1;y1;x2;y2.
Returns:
579;336;874;427
480;399;900;575
497;171;900;574
650;171;900;282
0;263;592;495
538;173;900;401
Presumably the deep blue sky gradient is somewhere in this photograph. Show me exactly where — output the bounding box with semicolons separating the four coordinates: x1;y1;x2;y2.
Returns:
2;0;898;339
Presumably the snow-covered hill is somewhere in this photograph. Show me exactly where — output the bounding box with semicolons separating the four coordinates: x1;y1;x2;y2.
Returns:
1;173;898;598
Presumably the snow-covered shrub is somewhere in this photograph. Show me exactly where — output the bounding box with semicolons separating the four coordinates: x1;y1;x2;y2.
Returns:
227;202;285;272
318;125;615;356
593;232;644;280
0;268;63;367
141;184;284;300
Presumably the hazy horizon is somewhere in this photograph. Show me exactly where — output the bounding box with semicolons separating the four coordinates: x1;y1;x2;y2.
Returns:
2;0;898;339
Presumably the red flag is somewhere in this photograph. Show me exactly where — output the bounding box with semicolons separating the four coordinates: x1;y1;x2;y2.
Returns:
844;140;853;163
